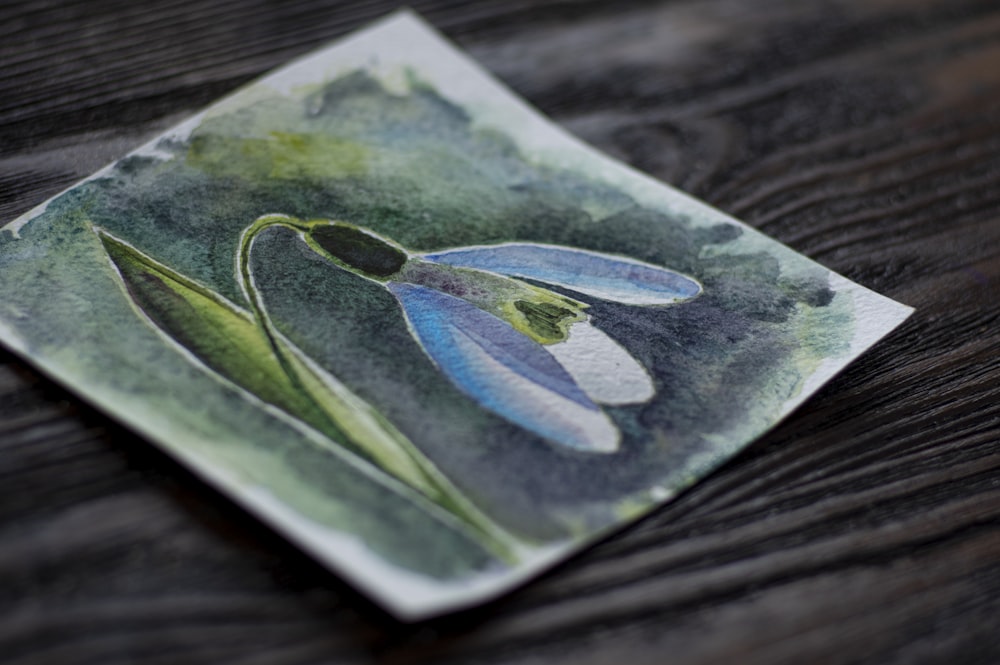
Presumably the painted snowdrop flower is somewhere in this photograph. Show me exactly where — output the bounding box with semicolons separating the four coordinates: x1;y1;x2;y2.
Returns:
246;216;702;454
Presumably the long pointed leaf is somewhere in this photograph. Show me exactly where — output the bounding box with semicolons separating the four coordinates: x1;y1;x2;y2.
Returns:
99;230;325;421
99;226;522;561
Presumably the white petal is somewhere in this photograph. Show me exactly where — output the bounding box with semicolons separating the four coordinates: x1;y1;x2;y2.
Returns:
546;322;655;405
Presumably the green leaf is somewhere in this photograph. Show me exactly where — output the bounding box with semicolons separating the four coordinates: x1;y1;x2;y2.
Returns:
98;226;523;562
98;229;324;421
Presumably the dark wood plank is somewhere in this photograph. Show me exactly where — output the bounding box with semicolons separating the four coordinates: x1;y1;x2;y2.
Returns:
1;1;998;663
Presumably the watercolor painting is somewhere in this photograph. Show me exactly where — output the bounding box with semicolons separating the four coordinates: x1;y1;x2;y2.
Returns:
0;12;912;618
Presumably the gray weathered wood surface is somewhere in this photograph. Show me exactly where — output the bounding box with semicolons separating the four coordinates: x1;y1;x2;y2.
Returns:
2;1;998;663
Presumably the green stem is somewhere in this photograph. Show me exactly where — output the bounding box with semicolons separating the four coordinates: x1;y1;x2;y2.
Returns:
237;214;525;563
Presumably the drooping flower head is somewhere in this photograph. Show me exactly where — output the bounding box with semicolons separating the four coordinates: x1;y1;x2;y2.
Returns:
303;221;702;453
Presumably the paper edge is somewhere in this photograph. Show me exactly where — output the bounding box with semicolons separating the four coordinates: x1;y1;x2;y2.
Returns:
0;9;917;620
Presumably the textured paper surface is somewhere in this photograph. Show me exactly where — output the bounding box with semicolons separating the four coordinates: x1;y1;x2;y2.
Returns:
0;11;913;619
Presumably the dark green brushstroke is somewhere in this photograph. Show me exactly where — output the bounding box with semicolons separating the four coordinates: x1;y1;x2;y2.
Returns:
310;223;408;278
513;300;582;344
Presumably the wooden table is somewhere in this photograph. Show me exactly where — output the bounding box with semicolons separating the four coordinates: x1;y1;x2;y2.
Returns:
2;1;998;663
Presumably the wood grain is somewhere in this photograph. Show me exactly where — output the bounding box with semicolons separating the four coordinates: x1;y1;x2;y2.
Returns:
1;1;998;663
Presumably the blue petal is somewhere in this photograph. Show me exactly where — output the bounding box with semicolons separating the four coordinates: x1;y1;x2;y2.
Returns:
424;244;701;305
388;283;619;452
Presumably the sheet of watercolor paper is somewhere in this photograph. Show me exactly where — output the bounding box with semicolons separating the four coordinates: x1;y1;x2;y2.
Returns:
0;11;912;619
